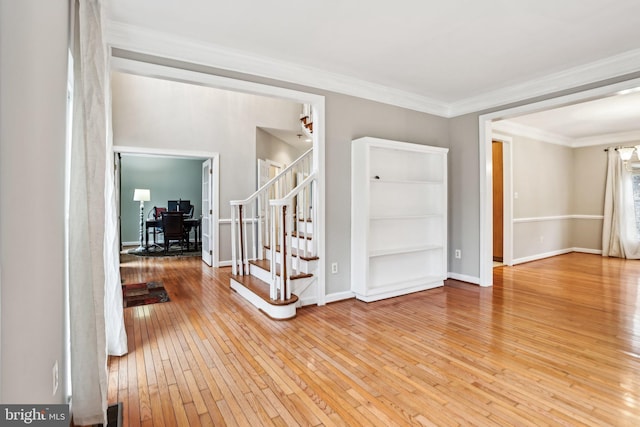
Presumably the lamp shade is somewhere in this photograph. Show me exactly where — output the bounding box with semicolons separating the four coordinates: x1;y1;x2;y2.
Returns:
133;188;151;202
618;147;635;161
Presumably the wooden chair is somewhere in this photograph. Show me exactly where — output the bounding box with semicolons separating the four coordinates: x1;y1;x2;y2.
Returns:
161;211;185;254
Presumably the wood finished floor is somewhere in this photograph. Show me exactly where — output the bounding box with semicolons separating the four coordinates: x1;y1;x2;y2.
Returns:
113;253;640;426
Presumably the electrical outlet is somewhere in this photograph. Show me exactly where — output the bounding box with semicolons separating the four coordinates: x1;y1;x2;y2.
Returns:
331;262;338;274
52;360;59;396
455;249;462;259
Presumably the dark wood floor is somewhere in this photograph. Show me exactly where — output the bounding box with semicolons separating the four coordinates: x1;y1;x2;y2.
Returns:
112;253;640;426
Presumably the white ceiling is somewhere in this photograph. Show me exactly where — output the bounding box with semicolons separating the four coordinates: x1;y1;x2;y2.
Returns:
106;0;640;136
494;90;640;145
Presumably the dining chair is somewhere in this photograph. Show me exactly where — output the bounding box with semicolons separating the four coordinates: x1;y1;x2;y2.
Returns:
161;211;185;254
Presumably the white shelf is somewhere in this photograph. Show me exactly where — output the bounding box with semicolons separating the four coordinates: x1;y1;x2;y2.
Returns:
351;137;448;303
354;276;444;302
370;179;442;185
369;214;440;221
368;275;444;292
369;244;442;258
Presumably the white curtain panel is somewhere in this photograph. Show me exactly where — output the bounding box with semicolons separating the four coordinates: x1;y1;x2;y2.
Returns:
69;0;127;424
602;149;640;259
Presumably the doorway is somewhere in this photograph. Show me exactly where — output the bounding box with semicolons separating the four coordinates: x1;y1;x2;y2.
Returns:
479;77;640;287
115;148;219;267
492;140;504;265
109;55;327;305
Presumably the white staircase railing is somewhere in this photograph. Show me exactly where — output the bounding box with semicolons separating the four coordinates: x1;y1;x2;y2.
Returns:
269;172;317;301
230;148;316;297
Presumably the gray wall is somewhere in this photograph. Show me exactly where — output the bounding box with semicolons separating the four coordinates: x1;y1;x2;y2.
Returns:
324;93;449;294
448;114;480;279
120;156;203;244
111;66;450;296
512;136;573;260
0;0;69;403
507;135;613;260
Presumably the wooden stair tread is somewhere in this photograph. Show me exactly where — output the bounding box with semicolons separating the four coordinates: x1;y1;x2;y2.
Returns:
264;245;319;261
231;274;298;306
249;259;313;280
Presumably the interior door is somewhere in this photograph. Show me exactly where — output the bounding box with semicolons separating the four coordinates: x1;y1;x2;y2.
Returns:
492;140;504;262
201;158;213;266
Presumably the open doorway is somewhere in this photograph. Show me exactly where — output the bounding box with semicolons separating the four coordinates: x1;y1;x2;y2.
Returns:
491;134;513;269
492;140;504;265
114;148;219;267
479;77;640;286
109;55;326;303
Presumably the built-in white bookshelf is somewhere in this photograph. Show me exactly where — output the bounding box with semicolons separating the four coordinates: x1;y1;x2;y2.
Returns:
351;137;448;302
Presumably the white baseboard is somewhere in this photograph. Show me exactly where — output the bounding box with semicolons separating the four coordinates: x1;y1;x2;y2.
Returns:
512;248;574;265
122;241;139;247
218;260;232;267
512;247;602;265
325;291;355;304
298;296;318;306
572;247;602;255
447;272;481;285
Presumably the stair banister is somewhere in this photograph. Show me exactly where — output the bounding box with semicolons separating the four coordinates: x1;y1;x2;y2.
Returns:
230;147;313;207
270;172;317;300
230;148;314;279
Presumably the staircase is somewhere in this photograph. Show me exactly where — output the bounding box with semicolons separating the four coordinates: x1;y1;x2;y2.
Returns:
229;106;318;319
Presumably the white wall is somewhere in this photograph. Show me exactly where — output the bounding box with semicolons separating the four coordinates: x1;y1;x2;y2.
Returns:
0;0;69;403
256;128;307;167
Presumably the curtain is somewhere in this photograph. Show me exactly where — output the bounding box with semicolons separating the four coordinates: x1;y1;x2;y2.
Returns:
69;0;127;424
602;148;640;259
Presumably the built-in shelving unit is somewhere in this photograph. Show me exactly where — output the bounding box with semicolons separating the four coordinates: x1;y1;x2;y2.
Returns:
351;137;448;302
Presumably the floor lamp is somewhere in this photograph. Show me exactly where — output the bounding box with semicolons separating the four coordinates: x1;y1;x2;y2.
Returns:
133;188;151;252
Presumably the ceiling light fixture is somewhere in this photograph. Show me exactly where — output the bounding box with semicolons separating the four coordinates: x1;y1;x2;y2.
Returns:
616;87;640;96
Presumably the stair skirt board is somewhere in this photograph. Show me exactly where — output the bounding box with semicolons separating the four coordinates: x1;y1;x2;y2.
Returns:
230;277;298;320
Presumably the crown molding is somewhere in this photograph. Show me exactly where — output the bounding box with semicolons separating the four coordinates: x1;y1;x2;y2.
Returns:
105;21;640;119
448;49;640;117
105;21;449;117
492;120;640;148
491;121;571;146
571;130;640;147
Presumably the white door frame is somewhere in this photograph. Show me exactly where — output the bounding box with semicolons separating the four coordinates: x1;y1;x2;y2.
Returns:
113;146;220;268
109;56;327;305
478;77;640;287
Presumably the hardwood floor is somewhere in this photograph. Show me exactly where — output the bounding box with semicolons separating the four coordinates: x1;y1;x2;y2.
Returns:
113;253;640;426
